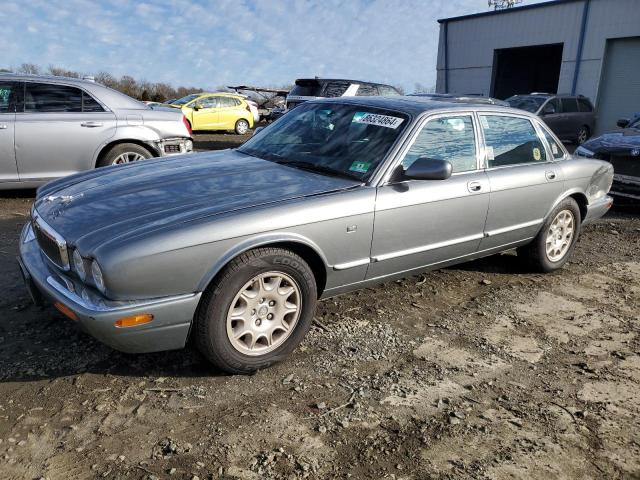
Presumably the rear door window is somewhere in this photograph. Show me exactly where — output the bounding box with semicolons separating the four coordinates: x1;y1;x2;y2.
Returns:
403;115;477;173
24;83;83;113
560;97;579;113
480;115;547;167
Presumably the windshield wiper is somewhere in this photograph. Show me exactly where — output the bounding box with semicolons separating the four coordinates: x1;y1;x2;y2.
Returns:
274;160;363;182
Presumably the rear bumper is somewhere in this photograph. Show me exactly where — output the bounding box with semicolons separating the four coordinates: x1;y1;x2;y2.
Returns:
19;223;201;354
583;195;614;224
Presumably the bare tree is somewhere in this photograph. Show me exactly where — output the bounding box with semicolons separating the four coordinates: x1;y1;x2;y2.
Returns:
47;65;80;78
18;63;41;75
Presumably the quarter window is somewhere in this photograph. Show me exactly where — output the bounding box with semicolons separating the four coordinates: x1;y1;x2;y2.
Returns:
82;92;105;112
403;115;477;173
24;83;83;113
577;97;593;112
541;127;565;160
480;115;546;167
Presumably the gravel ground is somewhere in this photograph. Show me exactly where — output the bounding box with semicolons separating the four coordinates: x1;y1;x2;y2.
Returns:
0;135;639;479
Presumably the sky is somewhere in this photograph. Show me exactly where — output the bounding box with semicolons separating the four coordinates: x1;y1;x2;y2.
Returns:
0;0;547;92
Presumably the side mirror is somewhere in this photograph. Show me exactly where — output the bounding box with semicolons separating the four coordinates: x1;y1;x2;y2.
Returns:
192;103;202;111
253;126;264;135
404;157;452;181
542;104;556;115
617;118;630;128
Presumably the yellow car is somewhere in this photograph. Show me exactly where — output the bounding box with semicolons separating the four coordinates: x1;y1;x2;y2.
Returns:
168;93;254;134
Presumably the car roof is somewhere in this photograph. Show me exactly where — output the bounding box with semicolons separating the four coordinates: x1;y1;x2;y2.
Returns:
295;78;396;89
0;73;145;110
306;95;529;117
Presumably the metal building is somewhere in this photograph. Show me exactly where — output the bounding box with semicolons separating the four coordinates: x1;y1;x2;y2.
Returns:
436;0;640;134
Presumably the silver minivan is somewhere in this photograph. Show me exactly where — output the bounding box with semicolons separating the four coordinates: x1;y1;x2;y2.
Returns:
0;74;193;189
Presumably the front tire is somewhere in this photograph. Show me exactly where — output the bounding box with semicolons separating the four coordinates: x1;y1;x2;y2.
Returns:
98;143;152;167
195;248;317;374
235;119;250;135
517;197;581;272
577;125;590;145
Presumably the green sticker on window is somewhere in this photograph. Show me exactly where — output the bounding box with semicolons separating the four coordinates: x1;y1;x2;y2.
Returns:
349;161;371;173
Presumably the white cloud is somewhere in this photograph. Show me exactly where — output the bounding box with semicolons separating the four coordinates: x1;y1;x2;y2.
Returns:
0;0;548;91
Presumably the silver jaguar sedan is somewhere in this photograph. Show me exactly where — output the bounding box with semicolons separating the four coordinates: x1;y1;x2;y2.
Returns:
18;97;614;374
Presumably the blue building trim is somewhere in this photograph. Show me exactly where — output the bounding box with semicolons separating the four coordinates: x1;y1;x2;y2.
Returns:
572;0;591;94
438;0;582;24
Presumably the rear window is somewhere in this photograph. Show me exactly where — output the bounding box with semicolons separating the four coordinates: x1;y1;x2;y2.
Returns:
290;80;324;97
379;85;400;96
506;96;546;113
577;97;593;112
561;98;579;113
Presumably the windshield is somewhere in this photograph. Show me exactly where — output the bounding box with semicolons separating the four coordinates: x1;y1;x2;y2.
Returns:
506;96;547;113
238;102;410;181
171;93;201;106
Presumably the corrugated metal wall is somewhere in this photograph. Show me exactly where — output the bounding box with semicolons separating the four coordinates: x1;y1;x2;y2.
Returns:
436;0;640;127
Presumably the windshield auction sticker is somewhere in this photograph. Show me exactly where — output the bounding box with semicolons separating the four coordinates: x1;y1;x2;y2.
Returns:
353;112;404;129
349;161;371;173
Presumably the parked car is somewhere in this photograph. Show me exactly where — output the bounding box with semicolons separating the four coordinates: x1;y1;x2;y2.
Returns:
168;92;254;134
506;93;596;144
0;74;193;189
575;113;640;200
285;78;400;111
245;99;260;124
409;93;509;106
19;97;613;374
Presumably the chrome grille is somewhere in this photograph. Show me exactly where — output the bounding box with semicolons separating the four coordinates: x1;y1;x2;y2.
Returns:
32;212;70;270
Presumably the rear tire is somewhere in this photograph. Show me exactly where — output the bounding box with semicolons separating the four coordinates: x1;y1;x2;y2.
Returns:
517;197;581;272
195;248;317;374
235;119;250;135
97;143;152;167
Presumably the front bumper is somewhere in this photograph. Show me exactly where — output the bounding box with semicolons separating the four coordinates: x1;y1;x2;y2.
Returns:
583;195;614;224
18;223;201;354
154;137;194;156
611;174;640;201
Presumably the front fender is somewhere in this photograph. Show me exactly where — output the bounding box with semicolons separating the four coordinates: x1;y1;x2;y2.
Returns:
195;232;330;292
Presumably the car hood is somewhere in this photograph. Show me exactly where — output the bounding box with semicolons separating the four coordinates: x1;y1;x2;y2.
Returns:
583;129;640;154
34;150;361;252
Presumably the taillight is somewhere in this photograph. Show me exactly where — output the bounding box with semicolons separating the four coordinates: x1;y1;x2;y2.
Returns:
182;115;192;136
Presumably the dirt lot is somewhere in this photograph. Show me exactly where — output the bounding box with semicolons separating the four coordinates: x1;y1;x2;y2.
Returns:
1;135;639;479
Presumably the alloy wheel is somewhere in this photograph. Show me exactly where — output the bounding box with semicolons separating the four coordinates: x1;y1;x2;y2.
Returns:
226;271;301;356
545;209;575;262
112;152;147;165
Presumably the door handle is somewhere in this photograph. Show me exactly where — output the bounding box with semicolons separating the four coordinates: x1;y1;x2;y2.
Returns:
0;124;7;130
545;171;556;180
80;121;103;128
468;181;482;192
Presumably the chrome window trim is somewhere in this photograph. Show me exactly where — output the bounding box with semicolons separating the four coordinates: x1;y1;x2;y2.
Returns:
32;209;70;271
377;109;484;186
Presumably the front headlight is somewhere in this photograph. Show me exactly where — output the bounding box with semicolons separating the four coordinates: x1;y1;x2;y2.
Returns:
575;146;595;158
72;250;86;281
91;260;105;293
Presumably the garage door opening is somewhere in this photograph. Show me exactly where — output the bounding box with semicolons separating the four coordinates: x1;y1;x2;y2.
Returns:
491;44;563;99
